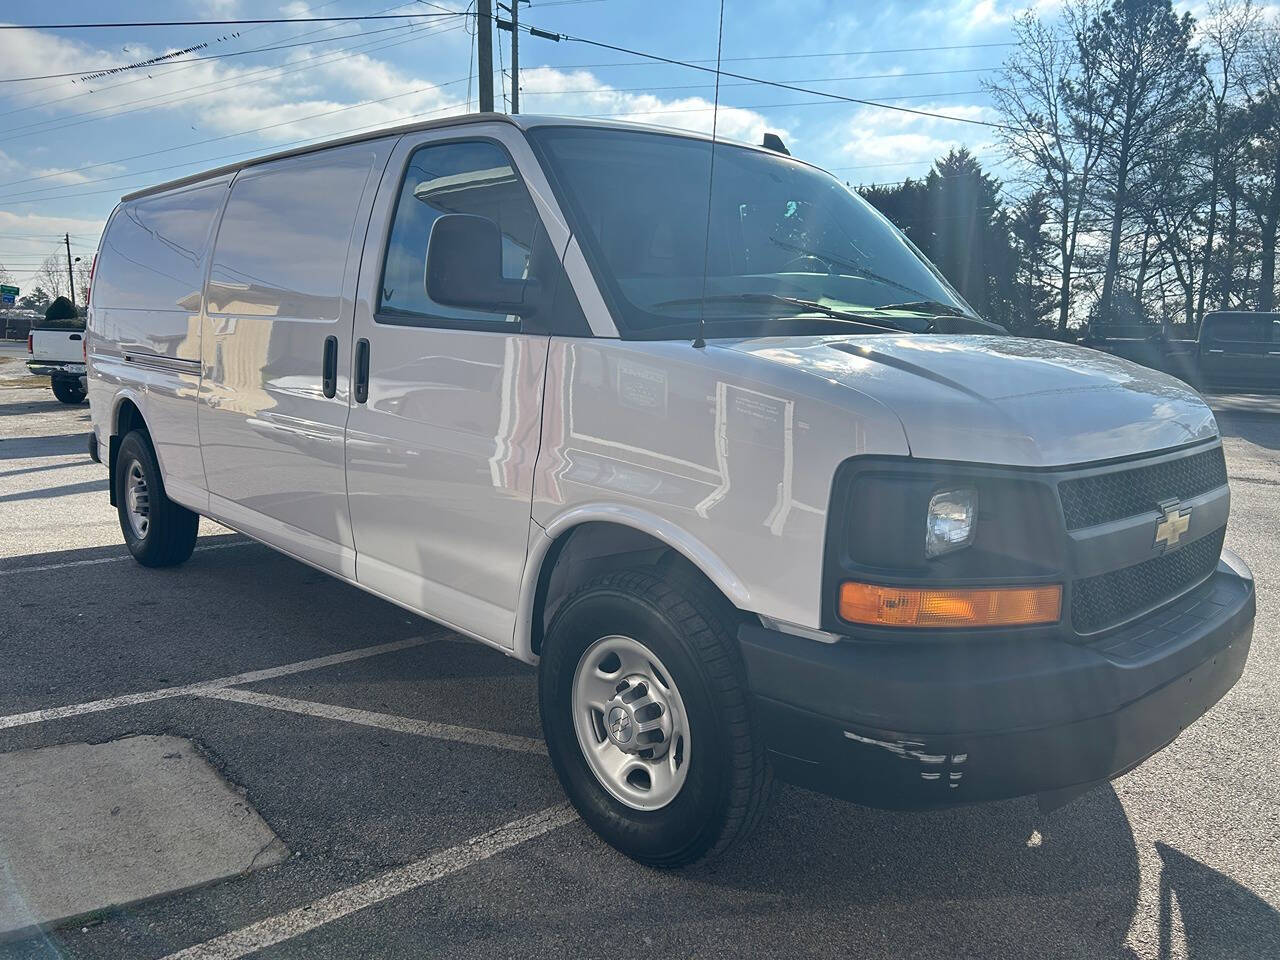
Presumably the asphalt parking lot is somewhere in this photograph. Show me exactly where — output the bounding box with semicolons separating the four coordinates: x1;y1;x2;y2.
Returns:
1;344;1278;959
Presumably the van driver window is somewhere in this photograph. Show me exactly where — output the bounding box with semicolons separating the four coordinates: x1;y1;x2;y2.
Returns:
378;140;535;326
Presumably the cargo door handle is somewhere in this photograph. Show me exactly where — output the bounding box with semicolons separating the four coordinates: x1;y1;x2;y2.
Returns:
69;333;82;341
321;336;338;398
354;338;370;404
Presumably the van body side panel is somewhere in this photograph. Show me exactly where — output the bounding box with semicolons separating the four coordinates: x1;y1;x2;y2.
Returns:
88;178;230;504
197;140;395;576
533;338;911;631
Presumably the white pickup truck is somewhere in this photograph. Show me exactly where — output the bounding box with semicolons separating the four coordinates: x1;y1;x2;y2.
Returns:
28;323;88;404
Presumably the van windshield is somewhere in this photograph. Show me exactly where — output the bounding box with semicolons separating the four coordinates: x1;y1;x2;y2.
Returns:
527;125;976;338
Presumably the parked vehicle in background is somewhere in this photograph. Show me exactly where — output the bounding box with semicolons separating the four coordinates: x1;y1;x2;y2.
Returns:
1197;312;1280;390
1081;323;1199;385
86;114;1254;866
28;296;87;404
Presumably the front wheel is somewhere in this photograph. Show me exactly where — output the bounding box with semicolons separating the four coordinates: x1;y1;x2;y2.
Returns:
51;377;86;404
115;429;199;567
539;568;772;866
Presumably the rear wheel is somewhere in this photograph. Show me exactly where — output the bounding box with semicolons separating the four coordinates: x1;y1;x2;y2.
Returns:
539;567;772;866
51;377;86;404
115;429;199;567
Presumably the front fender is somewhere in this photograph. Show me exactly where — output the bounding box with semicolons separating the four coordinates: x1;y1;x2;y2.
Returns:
512;504;753;663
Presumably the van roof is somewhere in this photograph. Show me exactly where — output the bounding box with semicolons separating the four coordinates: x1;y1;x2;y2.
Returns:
120;113;787;203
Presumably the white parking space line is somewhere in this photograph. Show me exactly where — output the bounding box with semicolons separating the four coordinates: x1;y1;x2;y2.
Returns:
160;803;580;960
0;539;252;575
0;637;432;731
199;687;547;755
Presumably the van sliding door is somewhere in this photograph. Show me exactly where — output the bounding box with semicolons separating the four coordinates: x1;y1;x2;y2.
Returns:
198;140;395;576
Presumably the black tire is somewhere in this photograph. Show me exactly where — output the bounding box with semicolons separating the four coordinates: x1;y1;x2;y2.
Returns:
539;567;772;867
51;378;86;404
115;429;199;568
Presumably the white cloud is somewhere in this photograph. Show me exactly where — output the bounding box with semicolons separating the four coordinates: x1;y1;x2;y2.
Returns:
519;67;786;145
834;103;999;179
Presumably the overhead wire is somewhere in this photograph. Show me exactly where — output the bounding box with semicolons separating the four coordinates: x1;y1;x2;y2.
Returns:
0;13;464;31
0;74;474;203
3;19;463;140
0;0;411;109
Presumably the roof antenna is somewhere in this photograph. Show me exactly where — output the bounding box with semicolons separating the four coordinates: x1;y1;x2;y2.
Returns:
762;132;789;155
692;0;726;350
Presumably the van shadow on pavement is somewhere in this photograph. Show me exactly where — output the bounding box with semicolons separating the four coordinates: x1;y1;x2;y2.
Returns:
687;779;1279;959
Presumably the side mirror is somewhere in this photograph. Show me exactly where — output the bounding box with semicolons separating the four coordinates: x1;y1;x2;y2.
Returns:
425;214;536;317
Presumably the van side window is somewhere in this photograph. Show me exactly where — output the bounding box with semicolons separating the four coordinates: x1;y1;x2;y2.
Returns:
1205;316;1276;344
95;181;226;312
207;146;376;320
378;140;535;327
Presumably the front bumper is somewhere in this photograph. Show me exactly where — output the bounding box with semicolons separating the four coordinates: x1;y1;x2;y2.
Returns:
27;361;85;378
740;550;1254;809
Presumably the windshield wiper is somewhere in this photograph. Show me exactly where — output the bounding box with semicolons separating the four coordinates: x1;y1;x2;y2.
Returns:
875;299;969;318
649;292;926;333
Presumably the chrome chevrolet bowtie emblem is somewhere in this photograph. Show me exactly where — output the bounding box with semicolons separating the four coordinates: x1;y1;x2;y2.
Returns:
1154;498;1192;552
608;706;632;743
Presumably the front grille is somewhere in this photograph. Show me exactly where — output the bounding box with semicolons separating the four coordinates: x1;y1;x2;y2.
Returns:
1071;527;1225;633
1058;446;1228;530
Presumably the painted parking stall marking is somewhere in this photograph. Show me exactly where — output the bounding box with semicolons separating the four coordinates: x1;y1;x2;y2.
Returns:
160;804;580;960
0;538;252;576
200;687;547;754
0;636;433;730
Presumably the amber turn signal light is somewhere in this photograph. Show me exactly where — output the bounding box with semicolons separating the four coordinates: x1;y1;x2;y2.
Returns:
839;582;1062;628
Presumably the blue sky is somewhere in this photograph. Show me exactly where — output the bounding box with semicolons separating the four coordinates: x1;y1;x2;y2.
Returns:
0;0;1068;290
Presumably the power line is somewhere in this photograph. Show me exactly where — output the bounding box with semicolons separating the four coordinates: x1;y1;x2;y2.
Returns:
0;84;991;205
534;40;1020;71
0;0;403;106
0;19;428;84
0;14;461;31
519;68;995;97
0;96;478;206
0;86;990;205
516;25;1015;133
3;20;461;140
0;75;473;201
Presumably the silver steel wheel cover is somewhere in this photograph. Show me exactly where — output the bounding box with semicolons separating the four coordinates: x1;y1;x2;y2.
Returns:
571;634;691;811
125;460;150;540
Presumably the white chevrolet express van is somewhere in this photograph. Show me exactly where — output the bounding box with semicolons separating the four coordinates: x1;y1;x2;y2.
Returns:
87;114;1255;866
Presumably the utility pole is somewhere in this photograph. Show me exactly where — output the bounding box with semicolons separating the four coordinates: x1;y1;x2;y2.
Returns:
509;0;519;114
64;233;75;309
476;0;494;113
497;0;527;113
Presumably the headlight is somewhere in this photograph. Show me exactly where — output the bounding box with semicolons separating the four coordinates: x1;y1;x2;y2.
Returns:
925;487;977;558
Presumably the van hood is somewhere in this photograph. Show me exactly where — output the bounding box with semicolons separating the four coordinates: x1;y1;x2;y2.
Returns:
724;334;1218;467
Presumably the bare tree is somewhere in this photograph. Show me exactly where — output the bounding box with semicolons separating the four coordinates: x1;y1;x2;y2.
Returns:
1078;0;1206;323
1193;0;1258;325
73;258;91;307
34;253;69;301
987;2;1107;333
1243;23;1280;310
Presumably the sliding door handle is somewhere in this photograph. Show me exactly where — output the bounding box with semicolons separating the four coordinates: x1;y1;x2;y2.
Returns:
354;338;370;404
321;336;338;398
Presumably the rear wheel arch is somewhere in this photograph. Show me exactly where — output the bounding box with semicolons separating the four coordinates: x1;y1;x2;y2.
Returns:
108;394;148;507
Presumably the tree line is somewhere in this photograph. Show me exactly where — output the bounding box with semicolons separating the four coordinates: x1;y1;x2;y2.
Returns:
861;0;1280;338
